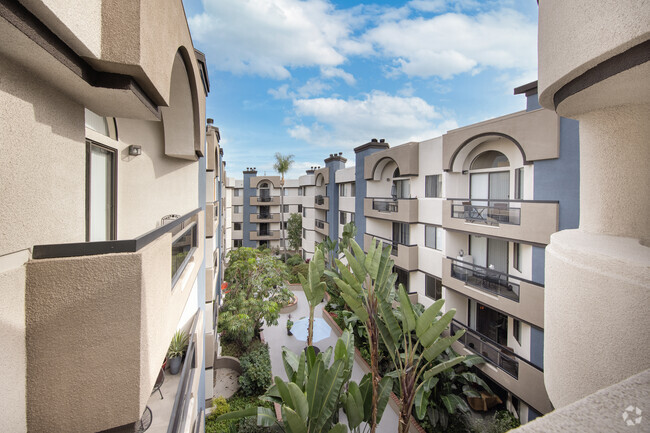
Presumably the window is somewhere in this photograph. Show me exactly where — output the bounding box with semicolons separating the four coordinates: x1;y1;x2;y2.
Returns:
234;239;243;248
513;318;521;344
340;211;346;224
171;223;197;286
350;212;355;223
392;222;410;245
234;189;240;197
425;275;442;300
425;175;442;198
395;267;409;291
425;225;443;250
303;208;306;217
298;205;303;212
283;189;289;196
392;179;410;199
298;188;303;196
470;150;509;169
350;182;355;197
234;205;242;214
339;183;345;196
303;228;306;238
282;205;289;213
282;221;288;229
515;168;524;200
234;222;242;231
513;242;521;272
86;140;116;241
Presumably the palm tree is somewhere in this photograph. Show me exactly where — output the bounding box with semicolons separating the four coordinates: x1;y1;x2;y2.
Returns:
273;152;294;259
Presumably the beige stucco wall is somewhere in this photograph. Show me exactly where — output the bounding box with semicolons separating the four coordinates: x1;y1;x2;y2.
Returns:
364;142;419;180
0;252;29;433
364;198;419;223
162;53;198;160
442;109;559;172
537;0;650;112
115;117;199;240
0;57;86;256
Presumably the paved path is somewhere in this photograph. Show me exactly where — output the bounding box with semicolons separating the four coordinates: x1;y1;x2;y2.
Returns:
264;287;400;432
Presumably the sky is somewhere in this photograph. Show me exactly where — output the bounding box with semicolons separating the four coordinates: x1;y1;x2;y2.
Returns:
182;0;540;179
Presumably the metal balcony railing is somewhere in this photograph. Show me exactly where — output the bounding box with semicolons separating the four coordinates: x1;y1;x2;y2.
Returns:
448;257;520;302
257;213;272;219
315;219;326;229
315;195;325;205
167;313;199;433
450;200;521;225
257;195;272;203
372;198;398;212
451;320;520;379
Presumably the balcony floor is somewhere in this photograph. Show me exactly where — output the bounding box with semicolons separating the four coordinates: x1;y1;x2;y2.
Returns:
145;367;181;433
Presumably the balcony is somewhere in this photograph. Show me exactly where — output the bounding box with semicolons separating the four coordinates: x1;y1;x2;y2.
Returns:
450;320;552;414
315;219;329;236
250;230;281;240
315;195;329;210
250;195;281;205
442;257;544;328
364;234;418;271
443;199;558;245
26;209;204;432
364;198;418;223
250;213;280;223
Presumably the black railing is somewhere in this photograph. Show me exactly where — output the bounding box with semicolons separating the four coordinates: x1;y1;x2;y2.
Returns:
315;219;326;229
451;320;520;379
450;200;521;225
448;257;520;302
372;199;398;212
257;213;272;219
315;195;326;205
167;313;198;433
258;230;271;236
257;195;272;202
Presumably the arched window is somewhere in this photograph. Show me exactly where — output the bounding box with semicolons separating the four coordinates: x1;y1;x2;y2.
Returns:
470;151;509;170
259;182;269;189
393;167;401;178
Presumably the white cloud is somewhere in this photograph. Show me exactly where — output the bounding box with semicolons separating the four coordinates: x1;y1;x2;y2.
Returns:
287;90;457;149
364;8;537;80
269;79;330;100
320;67;356;85
188;0;368;79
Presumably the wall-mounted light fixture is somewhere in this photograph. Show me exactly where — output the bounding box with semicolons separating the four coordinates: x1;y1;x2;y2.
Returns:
462;170;468;175
129;145;142;156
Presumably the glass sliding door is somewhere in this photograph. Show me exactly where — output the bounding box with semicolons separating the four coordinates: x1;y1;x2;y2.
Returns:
86;140;116;241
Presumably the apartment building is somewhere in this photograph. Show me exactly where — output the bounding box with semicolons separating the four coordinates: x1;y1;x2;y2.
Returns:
225;169;301;250
0;2;223;432
221;83;578;424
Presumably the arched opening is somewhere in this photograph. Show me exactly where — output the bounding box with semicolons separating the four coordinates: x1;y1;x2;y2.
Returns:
162;51;197;160
470;150;510;170
258;182;271;202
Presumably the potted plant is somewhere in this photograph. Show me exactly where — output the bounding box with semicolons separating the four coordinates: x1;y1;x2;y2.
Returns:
286;316;293;336
167;330;189;375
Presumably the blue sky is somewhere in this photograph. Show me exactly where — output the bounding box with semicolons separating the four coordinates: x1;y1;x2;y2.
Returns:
183;0;539;179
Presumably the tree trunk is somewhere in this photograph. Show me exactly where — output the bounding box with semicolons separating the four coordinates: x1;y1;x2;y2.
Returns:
280;176;287;259
368;315;380;433
307;306;314;347
398;371;416;433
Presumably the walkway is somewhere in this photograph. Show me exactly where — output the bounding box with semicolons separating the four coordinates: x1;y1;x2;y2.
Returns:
264;286;401;432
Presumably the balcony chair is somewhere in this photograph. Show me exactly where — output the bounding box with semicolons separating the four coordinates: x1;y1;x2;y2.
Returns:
151;368;164;399
135;406;152;433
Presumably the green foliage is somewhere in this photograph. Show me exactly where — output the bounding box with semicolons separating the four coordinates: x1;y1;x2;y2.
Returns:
287;213;303;251
298;248;327;346
211;397;230;415
288;262;309;284
206;397;234;433
220;248;292;345
167;330;189;359
286;319;294;331
286;253;304;267
239;342;272;396
469;410;521;433
206;393;275;433
337;222;357;256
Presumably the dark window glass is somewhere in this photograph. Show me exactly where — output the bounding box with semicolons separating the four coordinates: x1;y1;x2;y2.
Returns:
513;318;521;344
425;275;442;300
171;224;196;285
425;175;442;198
395;266;409;291
234;222;241;231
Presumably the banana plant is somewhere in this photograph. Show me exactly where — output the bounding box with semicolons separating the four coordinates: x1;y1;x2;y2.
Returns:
216;330;357;433
298;248;327;347
379;285;467;433
341;372;393;433
331;238;396;433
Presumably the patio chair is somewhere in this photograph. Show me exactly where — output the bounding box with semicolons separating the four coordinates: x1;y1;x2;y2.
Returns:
151;368;164;399
135;406;152;433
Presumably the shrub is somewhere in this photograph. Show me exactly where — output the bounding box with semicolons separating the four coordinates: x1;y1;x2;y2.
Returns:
286;254;303;267
469;410;521;433
238;342;272;396
205;397;233;433
288;262;309;284
238;417;277;433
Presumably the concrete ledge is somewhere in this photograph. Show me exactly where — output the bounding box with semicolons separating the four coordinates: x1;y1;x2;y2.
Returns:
280;294;299;314
213;356;242;374
513;369;650;432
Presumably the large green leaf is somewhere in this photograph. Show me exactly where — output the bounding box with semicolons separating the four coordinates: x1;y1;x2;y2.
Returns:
422;356;466;381
343;248;365;285
295;351;307;389
440;394;469;415
321;346;333;368
335;260;362;293
310;248;325;292
256;407;279;427
314;358;348;433
343;382;363;429
327;424;348;433
214;406;257;422
421;330;465;362
414;383;431;420
350;239;366;269
419;309;456;348
359;373;373;422
282;406;308;433
374;243;393;292
376;376;393;423
377;295;400;344
282;346;300;379
416;299;445;338
275;377;292;407
376;318;397;364
306;359;325;420
287;382;308;422
398;285;416;332
459;372;492;394
365;239;380;280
